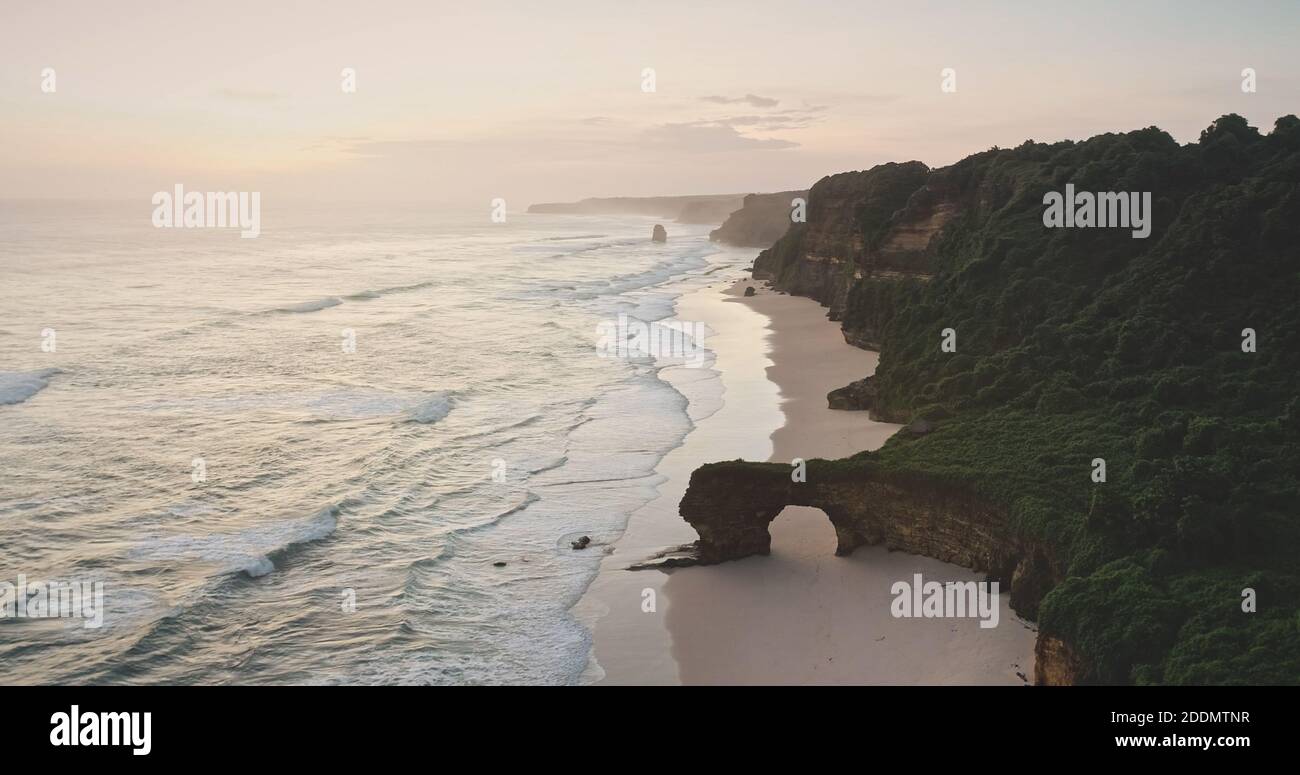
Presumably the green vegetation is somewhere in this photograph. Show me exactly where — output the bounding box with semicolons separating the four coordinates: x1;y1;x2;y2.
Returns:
842;116;1299;683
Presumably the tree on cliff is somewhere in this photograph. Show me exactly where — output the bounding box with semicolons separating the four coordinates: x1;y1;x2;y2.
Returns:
702;114;1300;685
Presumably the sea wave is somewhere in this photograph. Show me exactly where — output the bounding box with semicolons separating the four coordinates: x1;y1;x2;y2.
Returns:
272;297;343;314
344;281;436;301
0;368;59;406
446;411;543;442
132;389;454;423
128;504;340;579
404;392;454;424
528;455;568;474
413;492;543;568
0;213;741;686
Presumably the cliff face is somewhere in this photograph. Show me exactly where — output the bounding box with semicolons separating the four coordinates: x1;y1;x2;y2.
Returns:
677;116;1300;685
708;190;808;248
1034;635;1090;685
751;161;947;321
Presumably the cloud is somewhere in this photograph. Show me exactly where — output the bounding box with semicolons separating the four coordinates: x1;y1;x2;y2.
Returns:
705;113;823;131
642;123;797;152
701;93;780;108
694;98;827;130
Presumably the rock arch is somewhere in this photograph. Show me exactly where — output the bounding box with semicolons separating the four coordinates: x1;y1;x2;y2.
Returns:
677;459;1058;619
677;458;1088;683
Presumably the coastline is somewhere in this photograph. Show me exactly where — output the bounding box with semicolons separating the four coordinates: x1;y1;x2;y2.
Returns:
579;270;1036;684
574;261;782;684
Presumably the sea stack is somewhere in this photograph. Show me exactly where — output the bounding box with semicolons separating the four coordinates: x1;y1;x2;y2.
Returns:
652;224;667;242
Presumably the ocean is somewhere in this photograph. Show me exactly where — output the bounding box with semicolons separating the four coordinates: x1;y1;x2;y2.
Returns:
0;201;747;684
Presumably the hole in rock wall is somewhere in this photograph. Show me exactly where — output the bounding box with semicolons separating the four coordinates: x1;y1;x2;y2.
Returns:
767;505;839;559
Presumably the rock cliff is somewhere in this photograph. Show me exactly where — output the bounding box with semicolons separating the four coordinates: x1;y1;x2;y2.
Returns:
708;190;808;248
679;459;1063;620
676;458;1093;683
676;116;1300;685
1034;635;1090;685
751;161;939;320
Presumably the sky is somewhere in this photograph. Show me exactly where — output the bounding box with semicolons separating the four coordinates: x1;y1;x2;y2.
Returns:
2;0;1298;207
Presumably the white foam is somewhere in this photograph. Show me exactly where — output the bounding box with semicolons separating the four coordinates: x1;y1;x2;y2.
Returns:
129;505;339;578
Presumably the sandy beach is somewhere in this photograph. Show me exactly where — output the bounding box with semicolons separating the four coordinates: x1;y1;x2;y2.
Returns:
574;264;782;684
579;272;1035;685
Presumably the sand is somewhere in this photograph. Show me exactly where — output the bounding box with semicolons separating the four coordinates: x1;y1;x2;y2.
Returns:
576;275;1036;685
573;275;781;684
